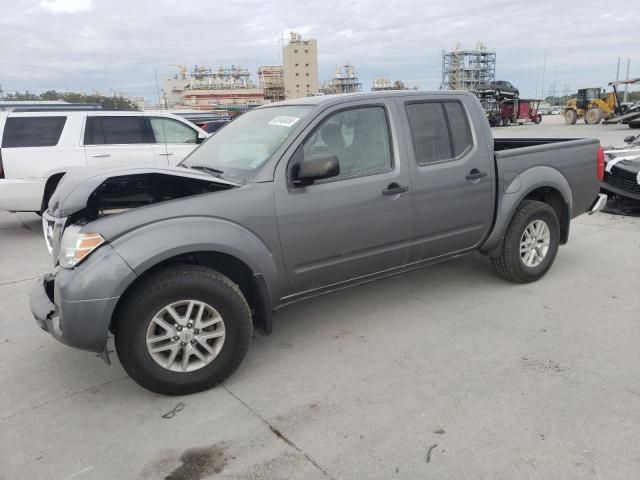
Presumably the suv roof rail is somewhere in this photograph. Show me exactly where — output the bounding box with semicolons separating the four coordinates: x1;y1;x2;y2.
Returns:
10;107;139;113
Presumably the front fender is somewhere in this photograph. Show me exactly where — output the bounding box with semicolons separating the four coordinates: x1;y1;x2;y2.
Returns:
480;166;572;254
110;216;283;303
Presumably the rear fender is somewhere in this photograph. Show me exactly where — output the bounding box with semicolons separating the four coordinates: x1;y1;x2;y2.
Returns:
480;166;572;255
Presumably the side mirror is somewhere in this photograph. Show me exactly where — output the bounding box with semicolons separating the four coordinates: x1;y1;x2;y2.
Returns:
196;132;207;144
294;154;340;186
624;135;636;144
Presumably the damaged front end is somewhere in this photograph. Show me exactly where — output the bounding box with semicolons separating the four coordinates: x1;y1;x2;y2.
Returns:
43;166;238;263
33;166;240;358
80;172;235;220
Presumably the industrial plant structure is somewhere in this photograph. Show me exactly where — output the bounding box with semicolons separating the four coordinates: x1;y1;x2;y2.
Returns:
322;64;362;95
371;77;410;91
283;32;319;99
162;64;266;111
258;65;285;102
162;32;319;109
188;65;255;90
440;42;496;91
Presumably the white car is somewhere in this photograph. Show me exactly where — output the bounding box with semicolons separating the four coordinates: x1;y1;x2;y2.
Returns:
0;110;208;213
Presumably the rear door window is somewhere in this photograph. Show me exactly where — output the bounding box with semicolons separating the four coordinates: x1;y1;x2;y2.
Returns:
84;116;148;145
1;116;67;147
405;101;473;164
405;103;452;164
444;102;473;156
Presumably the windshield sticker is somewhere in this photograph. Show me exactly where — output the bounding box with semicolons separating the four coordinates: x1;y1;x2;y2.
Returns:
268;116;300;128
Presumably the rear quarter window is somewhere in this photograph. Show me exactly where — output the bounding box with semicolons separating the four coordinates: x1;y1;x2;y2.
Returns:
1;116;67;148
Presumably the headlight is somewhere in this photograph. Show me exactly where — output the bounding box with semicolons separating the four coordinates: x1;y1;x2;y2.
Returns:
58;225;105;269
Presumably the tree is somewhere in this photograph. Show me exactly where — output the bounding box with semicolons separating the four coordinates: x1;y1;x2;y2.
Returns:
39;90;61;101
2;90;139;110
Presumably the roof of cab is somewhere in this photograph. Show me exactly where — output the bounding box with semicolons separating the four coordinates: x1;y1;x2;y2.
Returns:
258;90;477;109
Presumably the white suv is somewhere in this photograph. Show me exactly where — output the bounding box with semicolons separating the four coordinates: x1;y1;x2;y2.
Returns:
0;110;208;213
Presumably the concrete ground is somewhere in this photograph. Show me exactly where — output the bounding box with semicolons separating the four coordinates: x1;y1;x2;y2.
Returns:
1;116;639;480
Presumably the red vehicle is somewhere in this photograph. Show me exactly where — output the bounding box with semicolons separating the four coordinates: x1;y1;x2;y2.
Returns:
486;99;542;127
501;99;542;125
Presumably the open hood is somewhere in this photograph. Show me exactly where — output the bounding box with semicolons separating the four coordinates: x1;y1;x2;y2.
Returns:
48;165;239;219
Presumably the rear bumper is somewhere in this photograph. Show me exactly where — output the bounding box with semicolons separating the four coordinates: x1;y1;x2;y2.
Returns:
588;193;608;214
0;178;45;212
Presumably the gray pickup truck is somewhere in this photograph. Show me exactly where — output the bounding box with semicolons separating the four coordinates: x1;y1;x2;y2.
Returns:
30;91;607;395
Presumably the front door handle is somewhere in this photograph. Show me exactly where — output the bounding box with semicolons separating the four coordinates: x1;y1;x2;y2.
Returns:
465;169;487;181
90;153;111;158
158;152;174;156
382;183;409;196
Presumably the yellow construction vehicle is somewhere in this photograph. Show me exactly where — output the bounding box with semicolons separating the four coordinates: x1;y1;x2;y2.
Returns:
563;78;640;125
563;87;619;125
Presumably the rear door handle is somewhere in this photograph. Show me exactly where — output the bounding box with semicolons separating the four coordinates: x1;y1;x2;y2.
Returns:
90;153;111;158
382;183;409;196
465;169;487;181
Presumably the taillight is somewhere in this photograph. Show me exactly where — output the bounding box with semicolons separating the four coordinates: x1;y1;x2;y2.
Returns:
596;146;604;181
0;149;4;179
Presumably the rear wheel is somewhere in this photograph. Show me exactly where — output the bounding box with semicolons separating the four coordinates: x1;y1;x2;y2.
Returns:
585;107;604;125
115;266;252;395
564;109;578;125
504;117;512;126
491;200;560;283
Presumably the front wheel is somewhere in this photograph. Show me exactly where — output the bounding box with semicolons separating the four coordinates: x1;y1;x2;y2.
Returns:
491;200;560;283
115;266;252;395
564;109;578;125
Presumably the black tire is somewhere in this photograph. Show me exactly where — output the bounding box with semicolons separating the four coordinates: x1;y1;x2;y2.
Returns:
504;117;511;126
491;200;560;283
115;266;252;395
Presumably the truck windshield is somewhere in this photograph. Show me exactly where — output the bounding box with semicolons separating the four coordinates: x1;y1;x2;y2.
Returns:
181;105;314;182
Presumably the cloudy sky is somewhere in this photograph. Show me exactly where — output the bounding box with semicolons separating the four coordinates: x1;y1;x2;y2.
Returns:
1;0;638;103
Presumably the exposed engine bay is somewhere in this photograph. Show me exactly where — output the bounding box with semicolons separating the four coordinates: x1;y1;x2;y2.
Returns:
80;173;234;222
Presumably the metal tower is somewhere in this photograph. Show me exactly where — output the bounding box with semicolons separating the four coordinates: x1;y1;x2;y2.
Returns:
441;42;496;91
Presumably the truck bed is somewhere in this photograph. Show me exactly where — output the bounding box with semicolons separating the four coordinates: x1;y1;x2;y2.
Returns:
493;137;601;219
494;138;583;151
